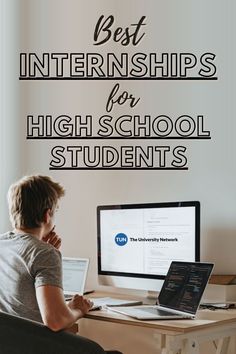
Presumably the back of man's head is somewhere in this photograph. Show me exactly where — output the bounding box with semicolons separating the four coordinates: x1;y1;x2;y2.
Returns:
8;175;65;229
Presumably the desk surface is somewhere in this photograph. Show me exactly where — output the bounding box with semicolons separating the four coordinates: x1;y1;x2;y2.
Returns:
85;292;236;335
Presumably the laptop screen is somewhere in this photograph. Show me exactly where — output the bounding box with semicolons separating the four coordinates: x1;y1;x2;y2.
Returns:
158;261;214;314
62;257;89;294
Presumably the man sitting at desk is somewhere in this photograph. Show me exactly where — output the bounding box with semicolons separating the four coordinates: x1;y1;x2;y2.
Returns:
0;175;91;330
0;175;121;354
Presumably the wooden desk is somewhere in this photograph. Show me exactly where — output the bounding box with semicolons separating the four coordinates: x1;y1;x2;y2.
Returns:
83;294;236;354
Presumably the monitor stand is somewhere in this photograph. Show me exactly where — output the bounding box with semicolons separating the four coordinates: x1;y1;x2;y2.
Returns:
146;290;159;301
147;290;159;299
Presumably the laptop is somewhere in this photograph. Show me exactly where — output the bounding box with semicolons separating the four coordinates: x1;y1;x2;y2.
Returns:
62;257;89;299
108;261;214;320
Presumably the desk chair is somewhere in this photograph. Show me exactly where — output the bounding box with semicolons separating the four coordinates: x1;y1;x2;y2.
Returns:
0;311;122;354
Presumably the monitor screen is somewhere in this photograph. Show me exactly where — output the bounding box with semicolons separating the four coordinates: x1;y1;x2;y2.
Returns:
97;201;200;292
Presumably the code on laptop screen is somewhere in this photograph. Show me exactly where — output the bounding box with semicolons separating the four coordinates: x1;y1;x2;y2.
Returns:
158;262;213;314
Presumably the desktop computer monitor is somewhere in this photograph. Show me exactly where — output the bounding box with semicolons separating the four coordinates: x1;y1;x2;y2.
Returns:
97;201;200;292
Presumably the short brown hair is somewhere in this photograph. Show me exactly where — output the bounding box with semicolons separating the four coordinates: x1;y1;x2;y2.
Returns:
8;175;65;228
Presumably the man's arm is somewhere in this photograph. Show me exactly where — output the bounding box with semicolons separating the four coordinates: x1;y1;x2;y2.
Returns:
36;285;92;331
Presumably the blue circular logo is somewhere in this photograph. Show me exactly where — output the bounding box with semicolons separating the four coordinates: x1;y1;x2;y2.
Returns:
115;233;128;246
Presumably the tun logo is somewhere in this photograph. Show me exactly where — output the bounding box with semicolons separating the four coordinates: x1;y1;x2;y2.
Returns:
115;233;128;246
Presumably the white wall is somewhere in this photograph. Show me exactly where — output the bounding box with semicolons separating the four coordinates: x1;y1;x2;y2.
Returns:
0;0;26;231
2;0;236;289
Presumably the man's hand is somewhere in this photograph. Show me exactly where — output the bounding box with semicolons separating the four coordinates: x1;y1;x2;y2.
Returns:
67;295;93;316
42;227;61;250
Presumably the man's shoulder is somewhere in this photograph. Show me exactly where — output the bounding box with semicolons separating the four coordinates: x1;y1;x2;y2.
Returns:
23;235;62;273
0;231;61;260
26;235;61;257
0;231;12;239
